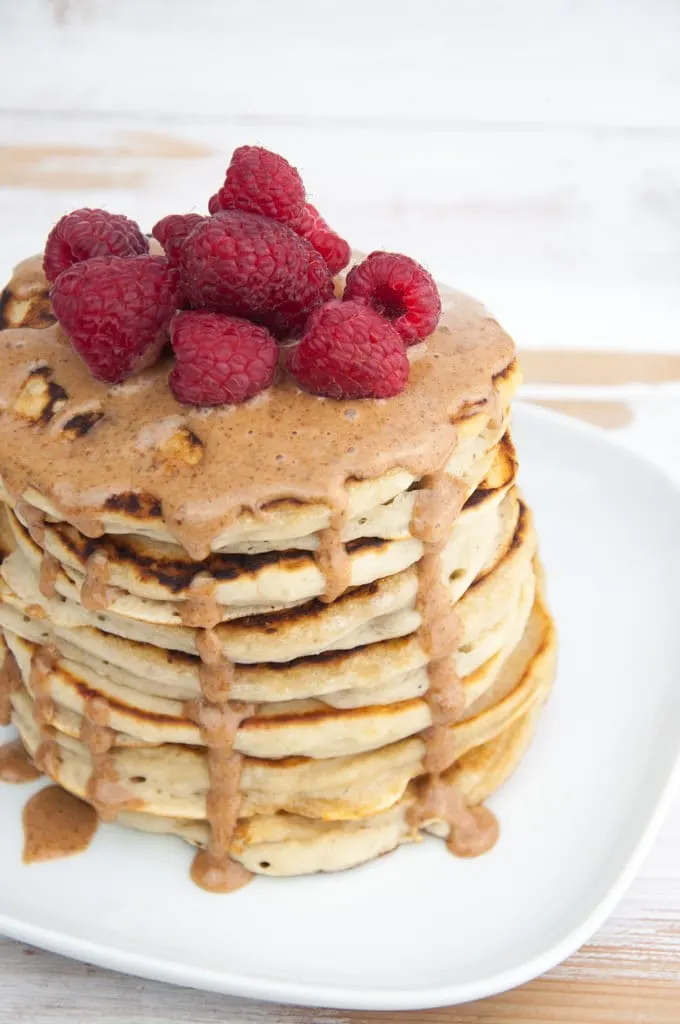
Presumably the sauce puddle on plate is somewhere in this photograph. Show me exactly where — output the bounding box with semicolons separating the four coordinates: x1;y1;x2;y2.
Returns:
22;785;98;863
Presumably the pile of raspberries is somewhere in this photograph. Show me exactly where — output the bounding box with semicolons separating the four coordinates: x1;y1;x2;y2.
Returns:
44;146;441;404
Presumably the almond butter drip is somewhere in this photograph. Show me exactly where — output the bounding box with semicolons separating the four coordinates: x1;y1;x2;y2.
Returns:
316;481;351;604
408;469;499;857
180;576;223;629
22;785;97;863
0;650;22;726
28;645;61;778
0;262;514;561
187;627;253;892
15;499;46;547
38;551;59;599
79;694;136;822
80;549;113;611
0;738;41;783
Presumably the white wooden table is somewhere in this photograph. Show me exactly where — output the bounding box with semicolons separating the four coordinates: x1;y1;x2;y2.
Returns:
1;2;679;1020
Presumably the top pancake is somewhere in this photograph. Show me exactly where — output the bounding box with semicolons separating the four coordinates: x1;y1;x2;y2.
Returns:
0;257;518;558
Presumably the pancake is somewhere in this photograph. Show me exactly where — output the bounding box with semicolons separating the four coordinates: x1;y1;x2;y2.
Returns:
10;592;555;829
0;250;557;887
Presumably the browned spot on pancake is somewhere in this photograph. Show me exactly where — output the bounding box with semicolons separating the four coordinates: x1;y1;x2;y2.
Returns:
207;548;309;586
345;536;388;555
62;410;104;439
0;287;11;329
235;580;381;633
12;366;68;425
59;669;185;728
155;634;413;677
246;754;312;768
0;288;56;331
51;521;314;593
21;297;55;330
493;360;517;387
104;492;162;518
244;698;421;729
50;523;99;562
158;425;205;467
463;486;495;510
41;381;68;423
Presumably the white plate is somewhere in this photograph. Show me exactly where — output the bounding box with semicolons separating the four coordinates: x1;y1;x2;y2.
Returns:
1;403;680;1011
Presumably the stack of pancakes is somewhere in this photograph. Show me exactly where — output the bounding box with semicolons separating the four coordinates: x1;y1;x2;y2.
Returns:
0;256;556;883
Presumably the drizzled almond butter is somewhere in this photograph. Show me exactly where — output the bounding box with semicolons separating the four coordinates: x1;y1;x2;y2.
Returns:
0;258;514;563
0;254;517;877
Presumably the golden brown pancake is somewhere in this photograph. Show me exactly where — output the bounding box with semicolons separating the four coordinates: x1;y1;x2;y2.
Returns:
0;254;556;882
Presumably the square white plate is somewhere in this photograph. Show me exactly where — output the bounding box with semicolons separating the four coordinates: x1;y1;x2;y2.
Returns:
1;403;680;1011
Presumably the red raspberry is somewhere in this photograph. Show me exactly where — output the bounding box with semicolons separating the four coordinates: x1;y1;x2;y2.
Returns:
286;300;409;399
51;256;180;383
294;204;350;274
43;208;148;283
343;251;441;345
170;311;278;406
152;213;205;265
208;193;221;215
211;146;305;224
180;210;333;338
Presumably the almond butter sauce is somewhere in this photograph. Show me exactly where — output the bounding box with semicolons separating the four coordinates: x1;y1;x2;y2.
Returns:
0;259;513;562
80;549;113;611
0;738;41;783
15;500;45;547
79;694;138;822
186;626;254;893
38;551;59;599
404;468;499;856
0;256;516;876
315;479;351;604
180;576;223;629
29;645;61;777
0;649;22;726
22;785;97;863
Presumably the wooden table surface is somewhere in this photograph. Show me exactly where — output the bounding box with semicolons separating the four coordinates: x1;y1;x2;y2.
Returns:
1;2;679;1020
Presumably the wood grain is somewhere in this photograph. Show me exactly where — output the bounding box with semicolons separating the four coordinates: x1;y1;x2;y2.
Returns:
526;399;634;429
1;926;679;1024
521;351;680;387
0;133;213;190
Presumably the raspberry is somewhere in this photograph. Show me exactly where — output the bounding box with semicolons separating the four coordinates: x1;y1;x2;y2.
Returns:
294;204;350;274
208;193;221;215
211;146;305;224
43;208;148;283
343;251;441;345
180;210;333;338
51;256;180;383
170;311;278;406
286;300;409;399
152;214;205;265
